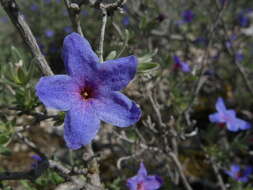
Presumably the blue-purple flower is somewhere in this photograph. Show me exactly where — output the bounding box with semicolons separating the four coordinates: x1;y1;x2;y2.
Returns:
122;16;130;26
182;10;195;23
237;9;252;27
30;4;39;12
36;33;141;149
64;26;73;34
31;155;43;169
225;164;252;182
235;52;244;62
44;29;55;38
173;55;191;72
127;162;163;190
209;97;251;132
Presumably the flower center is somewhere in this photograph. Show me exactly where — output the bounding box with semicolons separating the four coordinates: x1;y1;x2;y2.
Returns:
236;171;244;179
81;88;92;100
137;182;145;190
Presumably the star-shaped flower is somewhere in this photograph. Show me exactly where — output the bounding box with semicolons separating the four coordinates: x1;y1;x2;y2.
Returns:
209;97;250;132
127;162;163;190
36;32;141;149
225;164;252;182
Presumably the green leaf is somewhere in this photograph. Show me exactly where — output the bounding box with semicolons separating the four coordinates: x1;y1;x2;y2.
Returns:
137;62;159;73
0;134;10;145
0;146;12;156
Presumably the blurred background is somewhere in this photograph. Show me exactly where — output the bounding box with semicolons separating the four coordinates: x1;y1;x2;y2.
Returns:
1;0;253;189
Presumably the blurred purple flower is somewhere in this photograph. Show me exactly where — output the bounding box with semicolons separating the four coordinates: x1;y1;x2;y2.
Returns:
225;164;252;182
238;13;250;27
56;0;61;3
220;0;228;6
194;37;208;46
64;26;73;34
209;97;251;132
182;10;195;23
225;34;237;49
173;55;191;72
36;33;141;149
235;53;244;62
81;10;89;16
122;16;130;26
127;162;163;190
44;0;51;4
44;29;55;38
31;155;42;169
30;4;39;11
237;9;252;27
0;16;8;23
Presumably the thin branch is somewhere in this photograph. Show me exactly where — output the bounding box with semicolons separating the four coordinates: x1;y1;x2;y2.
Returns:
210;159;227;190
0;0;53;76
82;144;103;188
169;152;193;190
64;0;84;37
98;8;107;62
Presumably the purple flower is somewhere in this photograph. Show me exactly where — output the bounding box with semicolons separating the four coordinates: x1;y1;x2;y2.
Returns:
194;37;208;46
220;0;228;6
31;155;42;169
182;10;195;23
64;26;73;34
36;33;141;150
225;164;252;182
122;16;130;26
225;34;237;49
127;162;163;190
44;29;55;38
173;55;191;72
30;4;39;11
209;98;251;132
0;16;8;23
235;53;244;62
44;0;51;4
80;10;89;16
237;9;252;27
238;13;250;27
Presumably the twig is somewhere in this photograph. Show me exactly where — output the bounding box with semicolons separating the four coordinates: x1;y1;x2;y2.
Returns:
64;0;84;37
169;152;193;190
0;0;53;76
209;158;227;190
82;144;103;188
98;8;107;62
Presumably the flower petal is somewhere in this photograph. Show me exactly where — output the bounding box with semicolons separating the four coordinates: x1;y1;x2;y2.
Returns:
93;92;141;127
98;56;137;91
215;97;227;112
209;113;221;123
244;166;253;176
138;162;148;177
127;176;141;190
64;101;100;150
236;118;251;130
238;176;249;182
62;32;99;82
230;164;240;174
36;75;79;111
226;120;240;132
144;176;163;190
180;62;191;72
